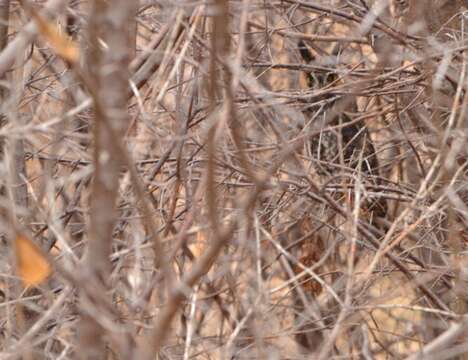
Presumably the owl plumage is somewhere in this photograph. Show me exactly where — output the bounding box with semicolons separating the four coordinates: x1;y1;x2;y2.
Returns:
289;40;387;352
298;40;379;178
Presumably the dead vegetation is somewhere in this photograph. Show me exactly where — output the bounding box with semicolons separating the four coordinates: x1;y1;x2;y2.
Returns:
0;0;467;359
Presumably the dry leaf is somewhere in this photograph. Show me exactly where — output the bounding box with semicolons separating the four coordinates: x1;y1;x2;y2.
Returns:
15;233;52;287
31;11;79;64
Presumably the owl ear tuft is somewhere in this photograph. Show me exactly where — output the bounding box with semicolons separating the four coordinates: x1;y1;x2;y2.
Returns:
298;40;315;63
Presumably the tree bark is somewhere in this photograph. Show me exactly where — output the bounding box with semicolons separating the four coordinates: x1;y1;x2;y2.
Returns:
78;1;137;359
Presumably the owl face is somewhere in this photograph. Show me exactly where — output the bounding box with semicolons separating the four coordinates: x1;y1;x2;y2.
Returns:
305;71;338;90
297;40;339;90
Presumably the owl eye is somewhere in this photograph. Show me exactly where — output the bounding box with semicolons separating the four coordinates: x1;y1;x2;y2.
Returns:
306;73;315;88
325;73;338;84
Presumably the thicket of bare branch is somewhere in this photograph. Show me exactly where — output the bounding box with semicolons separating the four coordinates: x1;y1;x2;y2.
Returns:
0;1;467;359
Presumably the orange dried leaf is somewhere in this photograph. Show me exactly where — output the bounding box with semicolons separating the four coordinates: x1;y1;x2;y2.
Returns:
32;12;79;64
15;234;51;287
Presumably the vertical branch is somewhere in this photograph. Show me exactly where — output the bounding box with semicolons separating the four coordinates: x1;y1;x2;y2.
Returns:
206;0;230;235
128;0;138;61
0;0;11;351
0;0;10;200
78;1;137;359
0;0;9;70
86;0;136;280
7;6;32;359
